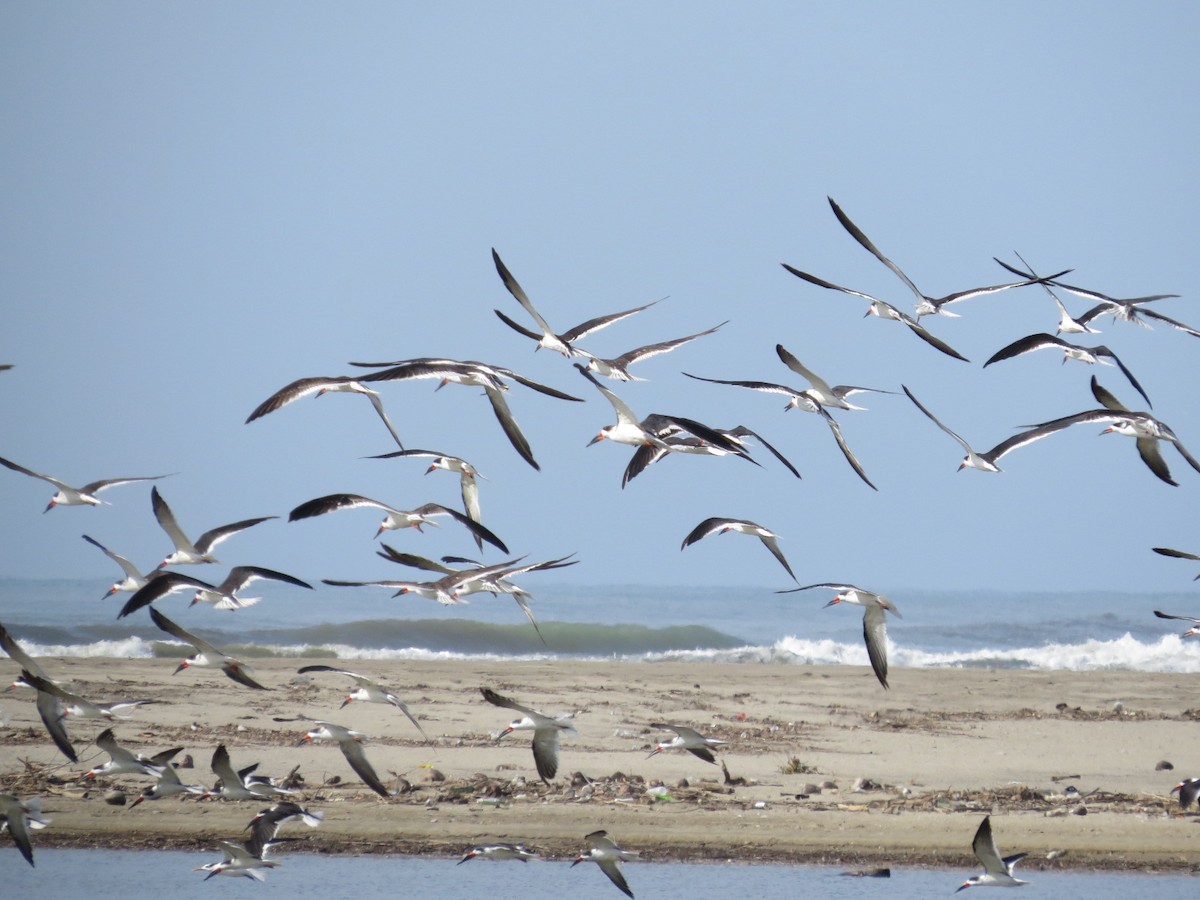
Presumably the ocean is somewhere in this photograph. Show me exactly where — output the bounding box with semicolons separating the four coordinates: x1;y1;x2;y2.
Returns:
2;577;1198;674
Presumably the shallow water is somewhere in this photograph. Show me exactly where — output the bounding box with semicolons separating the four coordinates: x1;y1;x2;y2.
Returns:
5;849;1200;899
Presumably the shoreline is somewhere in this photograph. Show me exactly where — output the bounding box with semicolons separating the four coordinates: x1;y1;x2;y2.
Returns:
4;657;1200;872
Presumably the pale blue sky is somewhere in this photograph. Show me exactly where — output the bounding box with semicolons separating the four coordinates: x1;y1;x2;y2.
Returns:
2;3;1198;594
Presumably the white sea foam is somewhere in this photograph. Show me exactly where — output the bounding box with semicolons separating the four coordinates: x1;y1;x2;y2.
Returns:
22;637;158;659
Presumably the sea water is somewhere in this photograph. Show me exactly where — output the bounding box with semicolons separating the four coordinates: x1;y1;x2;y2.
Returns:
3;849;1199;899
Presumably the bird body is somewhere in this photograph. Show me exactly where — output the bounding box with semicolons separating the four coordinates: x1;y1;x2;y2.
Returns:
957;815;1028;890
647;723;726;764
481;687;574;785
572;830;638;898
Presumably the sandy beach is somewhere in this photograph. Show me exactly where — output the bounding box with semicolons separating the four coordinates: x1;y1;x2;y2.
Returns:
4;656;1200;872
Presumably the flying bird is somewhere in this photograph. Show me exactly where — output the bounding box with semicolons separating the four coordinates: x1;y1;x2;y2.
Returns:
681;517;797;582
983;332;1151;407
82;534;156;598
118;566;311;618
1152;547;1200;580
152;486;276;567
826;197;1060;319
956;815;1028;891
0;624;77;761
0;794;47;867
781;263;969;361
245;375;406;450
571;830;639;898
298;717;391;798
366;449;486;549
481;686;575;785
19;668;158;720
147;606;272;690
0;455;171;512
646;723;727;764
207;743;293;801
491;247;658;357
576;320;728;381
1153;609;1200;637
621;422;800;487
778;583;900;689
288;494;508;552
297;665;427;740
84;728;182;780
458;842;539;864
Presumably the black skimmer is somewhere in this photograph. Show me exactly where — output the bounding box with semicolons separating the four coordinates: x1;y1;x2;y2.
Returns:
118;566;312;618
683;371;877;489
207;743;292;801
621;422;800;487
297;665;427;740
775;343;895;411
84;727;182;779
1152;547;1200;580
574;364;750;459
128;761;206;808
288;494;509;553
19;668;158;720
82;534;155;598
0;624;77;761
297;717;391;798
781;262;970;361
826;197;1061;319
491;247;658;357
0;455;171;511
681;517;798;582
983;333;1151;407
577;320;728;381
646;723;726;764
356;356;584;471
247;800;324;833
0;794;46;867
995;257;1194;336
1083;376;1200;485
152;486;276;567
366;449;486;549
193;838;285;882
458;842;539;864
481;686;574;785
147;606;271;690
1153;610;1200;637
956;815;1028;891
1172;777;1200;811
245;375;406;449
993;254;1100;335
571;830;638;898
778;583;900;689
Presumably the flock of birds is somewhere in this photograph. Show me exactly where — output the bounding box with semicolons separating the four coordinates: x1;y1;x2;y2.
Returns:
3;195;1200;894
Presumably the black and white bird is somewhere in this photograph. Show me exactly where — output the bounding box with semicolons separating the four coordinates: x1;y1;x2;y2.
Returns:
0;455;170;511
458;842;539;864
1171;776;1200;811
84;727;182;779
152;487;276;568
245;375;406;450
781;263;970;362
129;762;206;808
491;247;658;357
118;566;312;618
777;583;900;689
207;743;293;801
577;320;728;381
1153;609;1200;637
481;686;575;785
571;830;639;898
826;197;1059;320
298;717;391;798
0;624;77;761
0;794;47;867
983;332;1151;407
82;534;155;598
646;723;726;764
288;494;508;553
681;517;798;582
683;371;876;489
621;422;800;488
366;449;486;549
774;343;895;411
956;815;1029;891
147;606;272;690
297;665;427;740
19;668;158;721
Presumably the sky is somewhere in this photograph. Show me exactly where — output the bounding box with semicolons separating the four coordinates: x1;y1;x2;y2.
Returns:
1;3;1198;596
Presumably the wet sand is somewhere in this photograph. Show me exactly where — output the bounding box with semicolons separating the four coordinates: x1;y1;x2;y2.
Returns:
4;656;1200;871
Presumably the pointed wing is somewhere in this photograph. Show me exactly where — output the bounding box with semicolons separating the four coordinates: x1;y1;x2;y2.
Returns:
723;425;802;479
560;298;661;344
530;727;562;783
1135;436;1177;485
194;516;277;555
0;795;35;866
0;623;47;680
288;494;394;522
758;534;797;582
0;456;70;491
81;534;143;580
597;859;634;899
491;248;562;346
362;390;406;450
151;487;200;555
119;572;216;618
36;687;76;762
480;686;539;718
221;566;313;594
340;738;390;798
415;504;509;554
828;196;924;304
148;605;223;657
493;307;543;341
613;320;727;368
1094;347;1152;408
680;517;730;549
816;406;876;490
245;376;342;421
897;313;971;361
575;363;643;426
862;604;890;689
983;333;1066;366
483;386;540;471
972;816;1009;876
1153;548;1200;562
775;344;835;395
902;385;975;457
